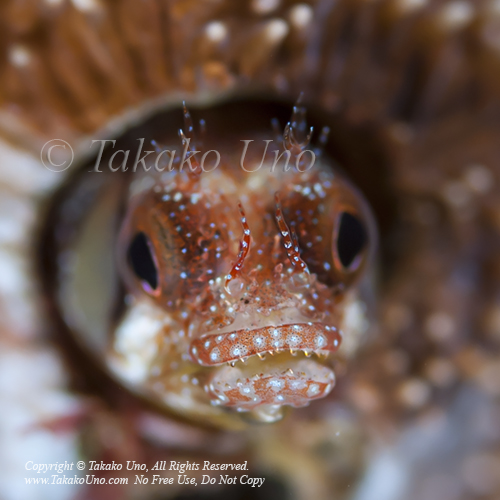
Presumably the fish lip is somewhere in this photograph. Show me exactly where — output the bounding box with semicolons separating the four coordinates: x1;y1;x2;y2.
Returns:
207;358;336;410
189;322;342;367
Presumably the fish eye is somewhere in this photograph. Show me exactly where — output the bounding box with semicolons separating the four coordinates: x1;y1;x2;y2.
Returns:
335;212;367;270
127;232;158;293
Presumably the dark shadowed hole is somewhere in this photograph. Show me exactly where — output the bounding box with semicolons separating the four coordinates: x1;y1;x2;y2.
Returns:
337;212;367;268
128;232;158;290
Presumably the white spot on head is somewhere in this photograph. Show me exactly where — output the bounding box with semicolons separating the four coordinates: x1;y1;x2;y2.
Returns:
210;349;220;362
204;340;211;349
190;193;201;204
287;334;301;347
173;192;182;202
313;183;322;193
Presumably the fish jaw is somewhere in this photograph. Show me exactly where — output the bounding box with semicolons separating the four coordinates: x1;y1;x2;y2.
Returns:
207;358;336;411
190;323;341;366
189;322;342;411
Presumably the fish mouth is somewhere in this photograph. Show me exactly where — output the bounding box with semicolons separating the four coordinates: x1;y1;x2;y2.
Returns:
189;323;342;410
207;357;335;410
190;323;342;366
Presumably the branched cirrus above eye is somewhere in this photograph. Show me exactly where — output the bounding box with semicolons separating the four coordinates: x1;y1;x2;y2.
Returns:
128;232;158;291
336;212;367;269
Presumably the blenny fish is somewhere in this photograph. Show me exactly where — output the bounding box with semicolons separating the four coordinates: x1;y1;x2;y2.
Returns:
108;101;376;426
1;1;500;500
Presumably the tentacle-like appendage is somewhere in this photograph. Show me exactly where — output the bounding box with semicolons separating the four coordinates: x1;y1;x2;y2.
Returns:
283;94;314;156
178;102;202;178
182;101;195;138
225;203;251;294
274;192;309;273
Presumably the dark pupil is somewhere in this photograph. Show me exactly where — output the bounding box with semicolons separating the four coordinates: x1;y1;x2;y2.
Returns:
128;232;158;291
337;212;367;268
